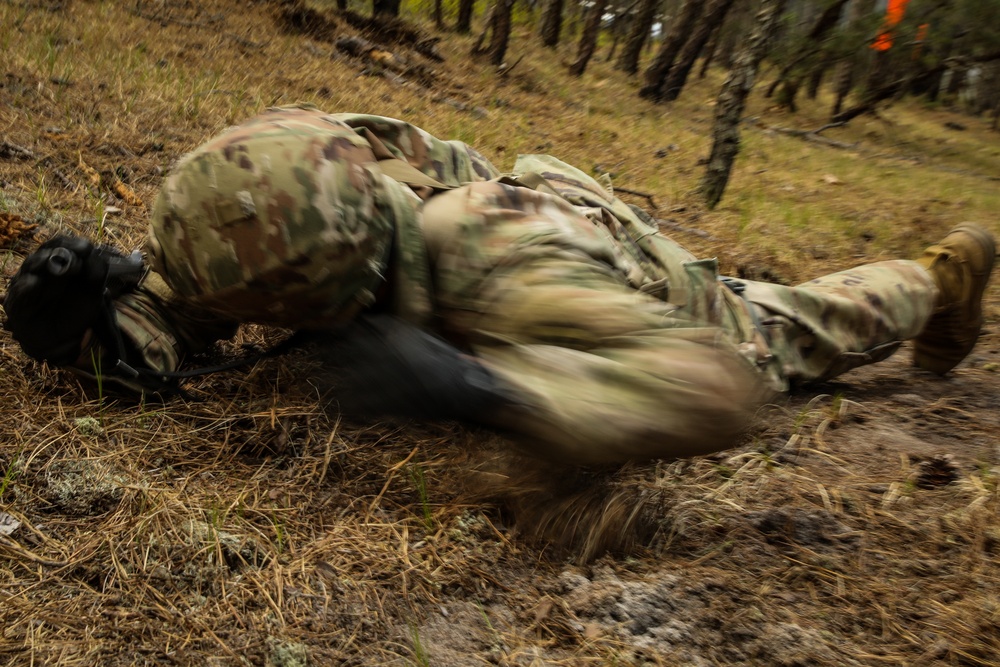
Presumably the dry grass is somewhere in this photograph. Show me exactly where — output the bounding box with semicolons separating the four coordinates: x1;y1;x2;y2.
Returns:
2;0;1000;664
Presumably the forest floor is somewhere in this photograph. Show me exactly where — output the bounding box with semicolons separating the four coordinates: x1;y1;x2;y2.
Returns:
1;1;999;665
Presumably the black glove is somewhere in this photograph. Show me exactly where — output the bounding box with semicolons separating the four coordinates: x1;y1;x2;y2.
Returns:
312;315;517;424
4;235;145;366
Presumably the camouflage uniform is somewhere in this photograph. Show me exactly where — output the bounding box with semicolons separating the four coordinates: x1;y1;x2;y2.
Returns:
108;106;938;464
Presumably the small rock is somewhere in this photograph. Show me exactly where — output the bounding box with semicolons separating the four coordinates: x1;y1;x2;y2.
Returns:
0;511;20;537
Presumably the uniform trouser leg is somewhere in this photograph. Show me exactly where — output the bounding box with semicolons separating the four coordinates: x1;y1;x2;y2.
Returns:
423;182;768;464
737;260;939;386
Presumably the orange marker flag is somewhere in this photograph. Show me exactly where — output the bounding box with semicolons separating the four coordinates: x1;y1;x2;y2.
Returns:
872;0;911;51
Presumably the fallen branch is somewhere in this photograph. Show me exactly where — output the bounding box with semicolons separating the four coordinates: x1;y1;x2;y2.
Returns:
812;121;846;135
0;534;68;568
768;126;857;150
336;36;434;84
832;49;1000;125
498;54;524;77
0;140;35;160
614;185;657;209
339;8;443;56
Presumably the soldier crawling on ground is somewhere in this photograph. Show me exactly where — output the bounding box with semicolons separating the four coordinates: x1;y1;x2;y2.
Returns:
3;106;995;465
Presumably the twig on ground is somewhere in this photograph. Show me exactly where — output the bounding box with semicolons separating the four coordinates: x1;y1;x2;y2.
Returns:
615;186;657;209
498;55;524;77
0;140;35;160
768;126;857;149
0;534;68;567
812;121;847;135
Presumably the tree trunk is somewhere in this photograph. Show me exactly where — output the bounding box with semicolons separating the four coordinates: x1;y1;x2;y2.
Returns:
616;0;657;74
372;0;401;17
701;0;788;209
831;0;874;116
945;64;967;96
660;0;737;102
488;0;514;67
716;19;740;68
698;23;722;78
568;0;609;77
833;50;1000;123
640;0;704;100
539;0;564;48
770;0;850;110
472;3;496;54
604;6;625;62
456;0;475;33
606;2;641;63
434;0;444;29
862;49;893;104
806;63;826;98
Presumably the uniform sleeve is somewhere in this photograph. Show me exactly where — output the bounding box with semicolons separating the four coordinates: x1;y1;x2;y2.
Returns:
73;273;238;389
327;113;501;185
423;183;769;466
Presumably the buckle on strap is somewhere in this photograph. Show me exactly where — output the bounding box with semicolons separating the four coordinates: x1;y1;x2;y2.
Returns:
720;276;746;295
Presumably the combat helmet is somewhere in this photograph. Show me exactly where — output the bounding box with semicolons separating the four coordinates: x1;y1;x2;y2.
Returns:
146;106;399;330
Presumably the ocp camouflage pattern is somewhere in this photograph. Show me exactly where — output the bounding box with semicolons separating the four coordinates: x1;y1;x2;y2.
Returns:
106;106;939;464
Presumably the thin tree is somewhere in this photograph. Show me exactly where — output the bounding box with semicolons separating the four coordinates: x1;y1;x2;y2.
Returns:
372;0;401;17
604;2;639;63
767;0;852;111
434;0;444;29
698;23;723;78
456;0;475;33
640;0;704;99
805;66;824;98
539;0;564;48
833;49;1000;123
714;5;747;69
488;0;515;66
569;0;610;76
832;0;877;116
616;0;659;74
659;0;738;102
701;0;789;208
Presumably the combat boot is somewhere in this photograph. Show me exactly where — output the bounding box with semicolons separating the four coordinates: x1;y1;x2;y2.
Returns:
913;223;996;374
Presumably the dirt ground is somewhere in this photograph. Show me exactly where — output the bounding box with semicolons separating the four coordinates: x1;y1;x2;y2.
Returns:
2;1;1000;665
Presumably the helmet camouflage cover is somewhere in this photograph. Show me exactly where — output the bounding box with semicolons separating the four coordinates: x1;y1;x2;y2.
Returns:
147;106;402;330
